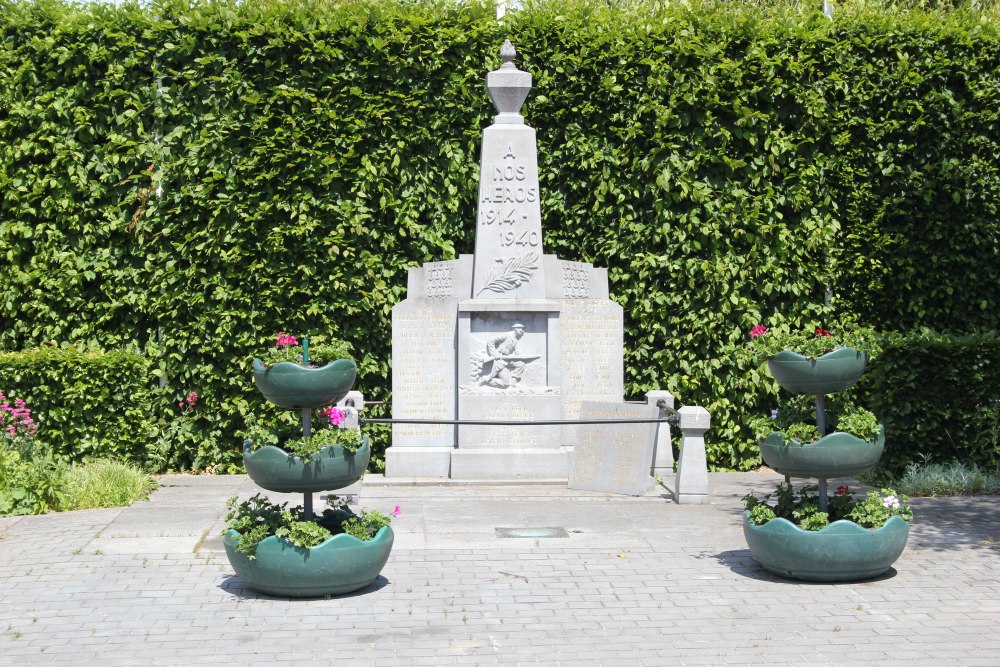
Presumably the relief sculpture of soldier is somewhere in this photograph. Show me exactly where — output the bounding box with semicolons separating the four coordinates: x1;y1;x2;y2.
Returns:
476;323;539;389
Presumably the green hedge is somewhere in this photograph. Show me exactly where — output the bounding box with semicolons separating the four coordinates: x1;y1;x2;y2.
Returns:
1;0;998;470
0;346;158;464
858;331;1000;474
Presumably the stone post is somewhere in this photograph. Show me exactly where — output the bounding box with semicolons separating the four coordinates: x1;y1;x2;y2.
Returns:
336;391;364;429
645;390;675;480
675;406;710;504
334;391;364;503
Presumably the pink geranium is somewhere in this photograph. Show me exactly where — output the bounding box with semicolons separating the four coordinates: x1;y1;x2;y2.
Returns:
749;325;768;339
320;407;346;426
275;332;299;348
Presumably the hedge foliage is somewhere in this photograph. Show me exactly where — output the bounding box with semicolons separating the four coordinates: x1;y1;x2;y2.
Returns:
858;331;1000;474
1;0;998;470
0;346;158;463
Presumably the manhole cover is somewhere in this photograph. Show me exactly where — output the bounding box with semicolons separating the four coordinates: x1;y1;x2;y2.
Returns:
495;527;569;539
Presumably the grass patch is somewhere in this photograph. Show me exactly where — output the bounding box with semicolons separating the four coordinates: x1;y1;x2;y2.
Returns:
57;460;157;511
897;461;1000;497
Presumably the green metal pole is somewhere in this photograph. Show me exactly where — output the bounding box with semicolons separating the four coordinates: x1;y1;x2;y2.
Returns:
301;336;313;520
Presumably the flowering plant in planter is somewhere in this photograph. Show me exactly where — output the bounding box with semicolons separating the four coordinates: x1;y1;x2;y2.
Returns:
743;483;912;532
746;324;881;365
749;396;880;444
241;407;362;457
224;493;396;559
258;332;353;368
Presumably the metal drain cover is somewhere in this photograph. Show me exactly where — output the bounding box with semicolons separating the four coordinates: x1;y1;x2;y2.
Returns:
495;527;569;539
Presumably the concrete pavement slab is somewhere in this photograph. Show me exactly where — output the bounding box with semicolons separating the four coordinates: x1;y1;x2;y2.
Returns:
0;472;997;665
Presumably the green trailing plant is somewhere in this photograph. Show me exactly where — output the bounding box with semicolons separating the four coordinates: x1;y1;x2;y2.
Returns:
749;395;881;443
274;512;333;549
837;409;881;443
341;509;392;541
745;325;882;366
242;407;363;456
280;427;364;458
848;489;914;528
744;483;911;531
224;495;287;559
224;493;394;559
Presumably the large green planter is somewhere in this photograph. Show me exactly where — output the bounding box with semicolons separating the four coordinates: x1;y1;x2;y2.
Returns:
224;525;394;597
742;513;909;582
760;426;885;478
252;358;357;409
767;347;867;395
243;437;370;493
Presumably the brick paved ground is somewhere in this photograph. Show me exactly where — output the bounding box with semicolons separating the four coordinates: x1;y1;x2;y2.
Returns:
0;473;997;665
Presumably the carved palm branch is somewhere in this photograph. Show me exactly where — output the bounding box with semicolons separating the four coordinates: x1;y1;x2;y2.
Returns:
476;252;540;296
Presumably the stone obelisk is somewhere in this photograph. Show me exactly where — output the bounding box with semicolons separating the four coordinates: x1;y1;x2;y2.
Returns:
471;39;546;299
386;41;625;480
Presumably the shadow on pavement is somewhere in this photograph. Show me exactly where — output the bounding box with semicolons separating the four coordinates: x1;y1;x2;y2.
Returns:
218;574;391;600
711;549;900;585
907;496;1000;552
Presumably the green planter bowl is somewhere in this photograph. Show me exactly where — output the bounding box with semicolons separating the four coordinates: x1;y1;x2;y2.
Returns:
252;358;357;409
766;347;867;395
759;426;885;479
243;436;370;493
742;513;910;582
224;525;394;597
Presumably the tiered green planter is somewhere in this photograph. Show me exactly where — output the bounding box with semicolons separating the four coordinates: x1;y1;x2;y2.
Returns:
222;352;391;597
745;346;909;582
767;347;866;395
242;437;372;493
759;426;885;479
224;526;394;597
742;514;910;582
252;358;357;409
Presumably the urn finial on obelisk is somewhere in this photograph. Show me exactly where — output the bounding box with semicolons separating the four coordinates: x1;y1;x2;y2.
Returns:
487;39;532;122
472;41;546;299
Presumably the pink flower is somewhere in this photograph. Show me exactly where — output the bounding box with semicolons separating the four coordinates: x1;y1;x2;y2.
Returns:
750;325;768;339
393;505;401;517
321;407;346;426
179;391;199;412
275;332;299;348
815;328;832;338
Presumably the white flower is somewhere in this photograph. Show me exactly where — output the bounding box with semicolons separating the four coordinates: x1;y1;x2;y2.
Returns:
882;495;900;510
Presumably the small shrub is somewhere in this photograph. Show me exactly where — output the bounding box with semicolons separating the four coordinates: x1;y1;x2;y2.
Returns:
897;461;1000;497
57;460;157;511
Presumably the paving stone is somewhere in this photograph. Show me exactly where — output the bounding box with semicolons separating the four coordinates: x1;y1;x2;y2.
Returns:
1;473;998;664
